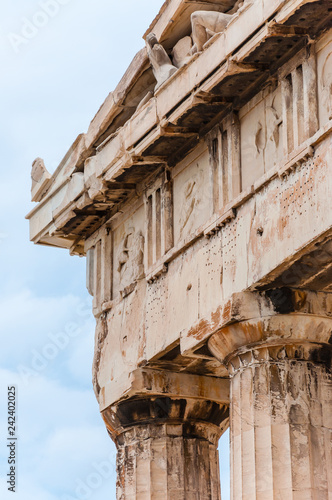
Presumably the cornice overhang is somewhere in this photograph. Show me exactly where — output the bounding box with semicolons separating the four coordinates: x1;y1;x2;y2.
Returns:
26;0;332;256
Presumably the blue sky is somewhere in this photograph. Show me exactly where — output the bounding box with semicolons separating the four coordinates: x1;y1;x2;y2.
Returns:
0;1;230;498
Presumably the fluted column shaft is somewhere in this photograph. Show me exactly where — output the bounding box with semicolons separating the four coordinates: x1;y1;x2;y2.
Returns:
227;344;332;500
102;395;229;500
116;422;221;500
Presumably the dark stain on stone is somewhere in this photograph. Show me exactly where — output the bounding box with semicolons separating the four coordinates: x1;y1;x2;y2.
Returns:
194;343;215;358
208;403;229;426
159;345;181;361
289;403;306;424
270;364;285;398
154;397;173;418
265;288;294;314
286;370;298;400
257;237;332;291
110;397;229;432
309;345;332;371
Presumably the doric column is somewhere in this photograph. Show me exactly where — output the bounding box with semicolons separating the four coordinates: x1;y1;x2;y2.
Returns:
101;370;230;500
208;289;332;500
227;343;331;500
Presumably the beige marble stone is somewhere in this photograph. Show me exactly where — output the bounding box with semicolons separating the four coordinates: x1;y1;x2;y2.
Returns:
146;33;177;90
191;10;235;53
31;158;51;202
27;1;332;498
316;30;332;128
208;292;332;500
240;85;283;190
171;36;193;68
173;143;212;244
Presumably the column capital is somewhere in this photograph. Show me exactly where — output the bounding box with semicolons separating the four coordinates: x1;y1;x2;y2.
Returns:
101;368;230;443
103;397;229;445
208;288;332;367
101;370;230;499
224;341;332;376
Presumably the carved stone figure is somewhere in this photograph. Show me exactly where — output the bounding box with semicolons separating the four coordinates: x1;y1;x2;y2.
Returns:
172;36;193;68
189;1;246;54
26;1;332;498
190;11;235;53
322;52;332;120
179;178;197;239
267;102;283;148
146;33;177;90
31;157;51;202
117;228;145;290
255;121;265;155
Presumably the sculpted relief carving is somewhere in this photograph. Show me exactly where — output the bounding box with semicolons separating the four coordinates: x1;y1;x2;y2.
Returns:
190;11;235;53
173;146;211;244
267;99;283;149
31;157;51;202
190;1;246;53
254;99;282;157
317;37;332;127
117;228;144;295
322;52;332;120
254;121;265;156
146;1;246;87
240;86;283;189
146;33;177;90
179;179;198;239
178;163;210;240
172;36;193;68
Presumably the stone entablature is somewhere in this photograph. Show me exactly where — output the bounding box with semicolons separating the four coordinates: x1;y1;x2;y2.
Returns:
27;1;332;498
27;0;332;252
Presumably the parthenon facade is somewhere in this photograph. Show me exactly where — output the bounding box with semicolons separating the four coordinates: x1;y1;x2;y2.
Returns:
27;0;332;498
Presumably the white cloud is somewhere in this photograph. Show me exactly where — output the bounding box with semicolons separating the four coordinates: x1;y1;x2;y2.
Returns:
0;369;96;441
0;476;60;500
36;425;115;490
0;290;92;371
67;321;95;386
0;369;116;500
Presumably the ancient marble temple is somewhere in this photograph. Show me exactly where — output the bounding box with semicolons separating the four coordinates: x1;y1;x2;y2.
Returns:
27;0;332;498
